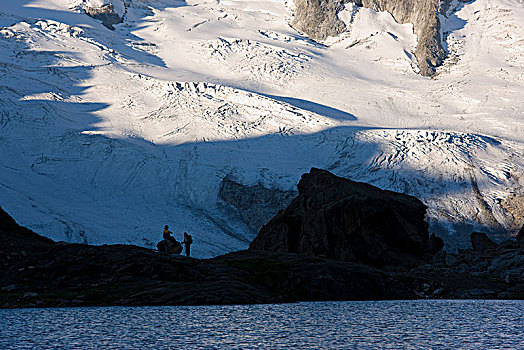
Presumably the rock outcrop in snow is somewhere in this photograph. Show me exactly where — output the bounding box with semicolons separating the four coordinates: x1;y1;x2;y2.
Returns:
83;1;124;30
250;168;444;267
291;0;448;75
219;178;297;233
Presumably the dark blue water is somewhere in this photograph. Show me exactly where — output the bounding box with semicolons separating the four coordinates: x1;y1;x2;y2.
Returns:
1;300;523;349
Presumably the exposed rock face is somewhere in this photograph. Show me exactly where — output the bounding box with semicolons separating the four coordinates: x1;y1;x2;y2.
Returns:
517;225;524;248
84;4;123;30
517;225;523;241
360;0;447;76
219;177;297;233
291;0;448;76
249;168;443;268
470;232;498;252
2;185;523;308
291;0;348;43
500;194;524;231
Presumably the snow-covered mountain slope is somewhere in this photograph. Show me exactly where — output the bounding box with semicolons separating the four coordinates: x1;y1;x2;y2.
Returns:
0;0;523;256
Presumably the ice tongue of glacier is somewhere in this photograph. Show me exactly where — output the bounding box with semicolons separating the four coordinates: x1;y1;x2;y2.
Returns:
0;0;522;257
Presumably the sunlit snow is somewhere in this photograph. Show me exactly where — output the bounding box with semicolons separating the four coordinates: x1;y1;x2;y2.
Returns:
0;0;523;257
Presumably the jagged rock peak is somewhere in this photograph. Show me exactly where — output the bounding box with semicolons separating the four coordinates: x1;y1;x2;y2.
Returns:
249;168;443;268
291;0;449;76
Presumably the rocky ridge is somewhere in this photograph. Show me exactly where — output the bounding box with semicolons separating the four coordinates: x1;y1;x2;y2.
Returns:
250;168;444;268
0;205;413;307
1;169;523;308
291;0;450;76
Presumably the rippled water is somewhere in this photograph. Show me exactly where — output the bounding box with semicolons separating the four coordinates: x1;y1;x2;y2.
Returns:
1;300;523;349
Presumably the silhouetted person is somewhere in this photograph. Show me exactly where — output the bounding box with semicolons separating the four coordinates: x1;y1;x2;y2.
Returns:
160;225;182;254
163;225;175;242
182;232;193;257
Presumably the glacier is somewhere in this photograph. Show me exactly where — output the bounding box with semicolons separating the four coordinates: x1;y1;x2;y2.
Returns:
0;0;523;257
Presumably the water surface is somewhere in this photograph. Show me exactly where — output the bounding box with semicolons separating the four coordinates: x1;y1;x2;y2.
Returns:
1;300;523;349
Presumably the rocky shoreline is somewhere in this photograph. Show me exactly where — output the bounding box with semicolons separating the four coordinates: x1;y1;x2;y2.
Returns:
1;169;522;308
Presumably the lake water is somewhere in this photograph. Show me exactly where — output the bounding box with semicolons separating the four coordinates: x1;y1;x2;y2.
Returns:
1;300;523;349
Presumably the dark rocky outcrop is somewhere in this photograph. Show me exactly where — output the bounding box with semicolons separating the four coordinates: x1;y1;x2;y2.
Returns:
411;234;524;299
219;177;297;233
250;168;443;268
0;205;414;308
517;225;524;242
517;225;524;249
0;206;54;247
291;0;450;76
1;169;522;308
470;232;498;252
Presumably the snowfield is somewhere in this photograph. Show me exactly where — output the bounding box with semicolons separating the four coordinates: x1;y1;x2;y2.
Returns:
0;0;523;256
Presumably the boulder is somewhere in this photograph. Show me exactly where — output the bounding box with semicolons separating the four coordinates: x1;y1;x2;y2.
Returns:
498;239;518;251
470;232;498;252
249;168;443;268
83;3;123;30
517;224;524;247
157;239;182;255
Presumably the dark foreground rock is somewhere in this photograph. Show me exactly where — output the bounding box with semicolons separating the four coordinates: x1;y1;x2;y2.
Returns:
1;168;522;308
517;224;524;248
250;168;443;268
0;205;414;308
413;236;524;299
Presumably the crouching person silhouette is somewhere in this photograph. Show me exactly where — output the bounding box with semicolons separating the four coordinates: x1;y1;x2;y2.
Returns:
158;225;182;254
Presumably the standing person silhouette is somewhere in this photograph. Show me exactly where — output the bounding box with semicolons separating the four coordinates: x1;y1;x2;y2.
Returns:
182;232;193;257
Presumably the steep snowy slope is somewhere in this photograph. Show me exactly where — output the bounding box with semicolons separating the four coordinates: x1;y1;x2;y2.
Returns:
0;0;523;256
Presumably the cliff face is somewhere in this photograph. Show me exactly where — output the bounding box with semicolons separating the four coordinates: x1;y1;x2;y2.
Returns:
291;0;449;76
291;0;348;43
249;168;444;268
360;0;447;76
